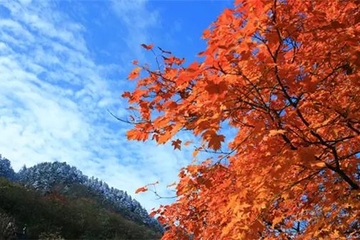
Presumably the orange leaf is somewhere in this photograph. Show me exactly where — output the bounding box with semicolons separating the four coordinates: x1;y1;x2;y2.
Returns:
135;186;148;194
192;148;199;158
128;67;141;80
122;91;131;98
141;43;154;50
184;140;193;146
187;61;199;73
202;131;225;151
171;139;182;150
149;211;157;217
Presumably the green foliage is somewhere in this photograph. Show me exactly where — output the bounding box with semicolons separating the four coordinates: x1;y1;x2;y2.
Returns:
0;211;16;240
0;177;161;239
38;231;64;240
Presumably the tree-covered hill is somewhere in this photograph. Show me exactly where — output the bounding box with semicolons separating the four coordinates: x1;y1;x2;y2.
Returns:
0;155;162;239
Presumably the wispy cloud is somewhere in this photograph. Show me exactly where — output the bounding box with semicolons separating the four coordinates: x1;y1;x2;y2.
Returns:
111;0;160;62
0;0;192;211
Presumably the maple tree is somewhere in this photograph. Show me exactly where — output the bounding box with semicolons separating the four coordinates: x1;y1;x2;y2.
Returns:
122;0;360;239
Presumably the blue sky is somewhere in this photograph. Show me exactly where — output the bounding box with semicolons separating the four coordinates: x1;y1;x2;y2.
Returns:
0;0;232;211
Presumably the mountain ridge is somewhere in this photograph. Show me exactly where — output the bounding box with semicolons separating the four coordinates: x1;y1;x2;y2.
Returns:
0;154;163;239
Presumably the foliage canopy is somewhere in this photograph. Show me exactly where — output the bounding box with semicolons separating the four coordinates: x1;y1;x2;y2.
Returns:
124;0;360;239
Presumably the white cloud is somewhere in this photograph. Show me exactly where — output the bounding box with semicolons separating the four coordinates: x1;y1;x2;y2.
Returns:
111;0;160;61
0;0;194;211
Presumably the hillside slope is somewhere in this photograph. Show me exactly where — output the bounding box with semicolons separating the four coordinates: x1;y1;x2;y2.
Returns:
0;156;162;239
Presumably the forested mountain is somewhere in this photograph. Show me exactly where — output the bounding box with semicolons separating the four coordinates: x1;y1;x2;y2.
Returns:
0;156;16;181
0;155;162;239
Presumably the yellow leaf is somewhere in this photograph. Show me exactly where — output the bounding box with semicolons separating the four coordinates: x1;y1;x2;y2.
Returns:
269;129;287;136
272;216;283;228
311;161;325;168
